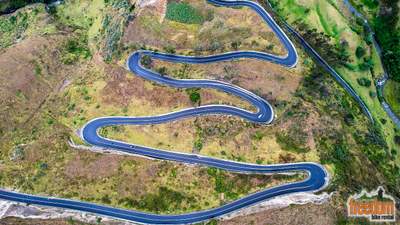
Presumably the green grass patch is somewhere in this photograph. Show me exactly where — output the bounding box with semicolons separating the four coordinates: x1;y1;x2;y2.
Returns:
279;0;309;18
61;32;91;65
276;133;310;154
0;11;29;48
384;80;400;116
0;5;57;49
56;0;104;29
166;2;204;24
315;4;331;36
360;0;379;10
55;0;106;47
118;186;195;213
0;0;52;14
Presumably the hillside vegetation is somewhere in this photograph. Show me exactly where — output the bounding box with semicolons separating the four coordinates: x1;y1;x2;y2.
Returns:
374;0;400;120
0;0;301;216
268;0;399;195
0;0;399;224
350;0;400;120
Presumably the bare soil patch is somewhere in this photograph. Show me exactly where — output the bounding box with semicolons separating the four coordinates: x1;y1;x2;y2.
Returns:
220;202;336;225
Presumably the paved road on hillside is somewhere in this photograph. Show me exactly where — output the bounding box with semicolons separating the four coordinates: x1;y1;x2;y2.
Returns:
0;1;329;224
342;0;400;128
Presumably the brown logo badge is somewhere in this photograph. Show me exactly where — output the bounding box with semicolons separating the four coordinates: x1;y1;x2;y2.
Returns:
347;187;396;222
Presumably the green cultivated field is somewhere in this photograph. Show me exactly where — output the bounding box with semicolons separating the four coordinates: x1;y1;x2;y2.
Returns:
166;2;204;24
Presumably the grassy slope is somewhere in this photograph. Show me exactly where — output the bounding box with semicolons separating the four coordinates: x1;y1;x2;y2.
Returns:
0;0;303;215
349;0;400;144
0;0;53;14
55;0;105;49
348;0;379;20
0;0;399;222
122;0;399;197
378;0;400;120
269;0;399;157
0;4;57;48
105;0;319;165
384;80;400;115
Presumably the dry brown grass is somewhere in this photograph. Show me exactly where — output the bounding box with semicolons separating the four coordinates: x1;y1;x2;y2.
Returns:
123;0;286;55
220;201;337;225
0;35;72;131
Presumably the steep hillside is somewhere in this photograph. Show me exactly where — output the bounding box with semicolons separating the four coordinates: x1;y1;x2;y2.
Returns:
0;0;398;224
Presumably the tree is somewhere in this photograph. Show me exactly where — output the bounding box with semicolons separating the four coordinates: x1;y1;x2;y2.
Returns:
231;41;241;50
96;217;102;224
373;0;400;82
163;45;176;54
157;67;168;76
395;135;400;145
296;22;350;66
357;77;372;87
355;46;366;58
266;43;274;51
140;55;152;68
359;57;374;71
188;90;200;104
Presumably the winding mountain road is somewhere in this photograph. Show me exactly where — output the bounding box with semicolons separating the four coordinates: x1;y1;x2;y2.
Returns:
0;0;329;224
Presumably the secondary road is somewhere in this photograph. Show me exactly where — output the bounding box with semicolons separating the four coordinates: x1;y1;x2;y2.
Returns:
342;0;400;128
0;0;329;224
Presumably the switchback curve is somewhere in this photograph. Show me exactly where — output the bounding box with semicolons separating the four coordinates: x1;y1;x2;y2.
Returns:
0;1;329;224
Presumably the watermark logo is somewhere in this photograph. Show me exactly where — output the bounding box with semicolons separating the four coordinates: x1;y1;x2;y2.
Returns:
347;187;396;222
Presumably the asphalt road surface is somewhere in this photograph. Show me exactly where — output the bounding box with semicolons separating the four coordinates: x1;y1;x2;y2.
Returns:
0;1;329;224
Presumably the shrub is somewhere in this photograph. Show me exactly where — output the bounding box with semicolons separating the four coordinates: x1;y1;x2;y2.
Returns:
34;62;42;77
157;67;168;76
190;91;200;103
61;34;91;65
275;133;310;153
0;10;29;48
344;113;355;126
266;44;274;51
140;55;152;68
256;158;263;164
355;46;366;58
357;77;372;87
186;88;201;104
100;195;111;204
359;58;374;71
395;135;400;145
163;45;176;54
209;41;222;52
0;0;54;14
296;22;350;66
137;186;191;212
332;145;350;163
193;139;203;151
251;131;264;141
231;41;241;50
369;91;376;98
102;21;122;62
10;146;24;161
